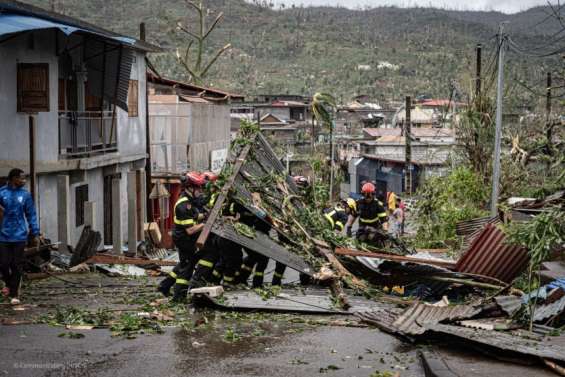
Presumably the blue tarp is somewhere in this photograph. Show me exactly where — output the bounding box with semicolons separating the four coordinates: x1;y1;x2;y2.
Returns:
0;14;134;45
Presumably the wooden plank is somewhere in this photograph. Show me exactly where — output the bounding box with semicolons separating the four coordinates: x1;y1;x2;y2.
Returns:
317;247;367;290
196;138;255;248
335;247;457;269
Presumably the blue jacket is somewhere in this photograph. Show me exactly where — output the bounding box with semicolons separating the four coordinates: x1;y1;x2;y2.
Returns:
0;185;39;243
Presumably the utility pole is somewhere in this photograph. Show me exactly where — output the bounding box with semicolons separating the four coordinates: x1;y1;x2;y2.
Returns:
404;96;412;195
490;23;507;217
141;22;153;222
476;44;482;100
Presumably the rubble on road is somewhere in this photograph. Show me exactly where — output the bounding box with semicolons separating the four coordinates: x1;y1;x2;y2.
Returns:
8;125;564;376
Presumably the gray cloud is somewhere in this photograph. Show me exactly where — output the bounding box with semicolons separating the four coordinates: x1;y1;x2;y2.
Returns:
272;0;552;13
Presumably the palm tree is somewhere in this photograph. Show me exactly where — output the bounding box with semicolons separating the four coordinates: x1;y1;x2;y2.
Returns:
311;92;337;200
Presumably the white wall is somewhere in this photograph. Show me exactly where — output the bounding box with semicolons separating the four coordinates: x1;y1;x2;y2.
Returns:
0;32;59;162
118;51;147;157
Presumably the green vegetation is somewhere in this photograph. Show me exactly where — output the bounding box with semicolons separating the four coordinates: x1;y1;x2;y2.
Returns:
505;208;565;330
414;166;489;249
25;0;558;102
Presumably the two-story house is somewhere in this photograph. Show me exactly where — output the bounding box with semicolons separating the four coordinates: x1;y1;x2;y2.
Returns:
0;1;159;253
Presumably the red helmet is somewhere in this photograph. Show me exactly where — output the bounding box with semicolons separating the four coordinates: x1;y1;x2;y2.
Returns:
361;182;376;195
202;171;218;182
181;171;205;188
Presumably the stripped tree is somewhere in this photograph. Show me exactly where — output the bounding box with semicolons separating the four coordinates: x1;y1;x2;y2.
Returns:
175;0;231;85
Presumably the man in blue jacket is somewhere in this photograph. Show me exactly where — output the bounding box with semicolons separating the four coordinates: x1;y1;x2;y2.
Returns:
0;169;40;305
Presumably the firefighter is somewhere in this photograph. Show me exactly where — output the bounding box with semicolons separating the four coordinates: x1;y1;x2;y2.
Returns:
346;183;388;245
234;199;288;288
157;172;205;301
323;200;350;233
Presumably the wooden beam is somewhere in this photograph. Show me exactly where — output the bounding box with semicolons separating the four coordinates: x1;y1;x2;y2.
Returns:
335;247;456;269
196;139;255;249
317;247;367;290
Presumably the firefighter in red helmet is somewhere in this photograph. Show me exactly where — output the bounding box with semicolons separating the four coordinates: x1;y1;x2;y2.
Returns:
158;172;206;301
346;182;388;245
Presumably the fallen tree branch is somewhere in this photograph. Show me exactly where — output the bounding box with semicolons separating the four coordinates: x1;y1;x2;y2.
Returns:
424;276;505;290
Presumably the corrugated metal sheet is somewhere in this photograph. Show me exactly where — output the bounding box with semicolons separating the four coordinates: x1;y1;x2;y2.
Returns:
455;224;529;283
533;296;565;322
391;302;481;335
355;308;405;336
495;295;523;316
425;323;565;363
211;221;312;276
455;216;498;236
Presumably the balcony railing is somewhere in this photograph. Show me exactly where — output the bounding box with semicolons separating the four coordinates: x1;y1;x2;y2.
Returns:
59;111;118;158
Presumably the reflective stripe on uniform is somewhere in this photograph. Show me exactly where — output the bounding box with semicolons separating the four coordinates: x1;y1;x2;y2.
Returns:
176;278;190;286
241;264;253;271
212;270;221;277
273;272;284;278
223;276;234;282
335;221;344;232
169;271;178;279
175;218;195;226
254;271;264;277
208;193;218;208
324;212;335;228
174;196;195;226
198;259;214;268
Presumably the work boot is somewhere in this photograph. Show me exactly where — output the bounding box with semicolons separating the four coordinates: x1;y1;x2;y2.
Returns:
157;277;175;297
172;285;189;303
252;271;265;288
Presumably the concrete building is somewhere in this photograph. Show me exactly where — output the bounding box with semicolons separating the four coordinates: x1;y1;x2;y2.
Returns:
0;1;158;251
347;127;455;197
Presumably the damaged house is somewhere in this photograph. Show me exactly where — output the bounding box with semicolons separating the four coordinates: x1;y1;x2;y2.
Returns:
147;73;243;248
0;0;159;252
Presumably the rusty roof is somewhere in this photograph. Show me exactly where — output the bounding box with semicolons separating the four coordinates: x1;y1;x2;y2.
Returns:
455;224;529;283
147;72;244;100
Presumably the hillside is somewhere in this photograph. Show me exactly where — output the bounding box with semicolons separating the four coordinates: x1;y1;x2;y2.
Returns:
23;0;562;105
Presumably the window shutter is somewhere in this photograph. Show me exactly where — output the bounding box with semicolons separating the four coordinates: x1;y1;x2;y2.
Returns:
128;80;139;117
17;63;50;113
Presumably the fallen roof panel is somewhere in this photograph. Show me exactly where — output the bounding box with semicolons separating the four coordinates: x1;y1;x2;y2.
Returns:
211;222;313;276
495;295;523;317
391;302;482;335
455;224;529;283
533;296;565;322
425;323;565;363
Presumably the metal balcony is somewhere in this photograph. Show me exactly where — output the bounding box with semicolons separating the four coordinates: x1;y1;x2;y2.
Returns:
58;111;118;158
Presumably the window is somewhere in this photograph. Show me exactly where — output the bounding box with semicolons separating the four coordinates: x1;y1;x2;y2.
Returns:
75;184;89;227
128;80;139;117
17;63;50;113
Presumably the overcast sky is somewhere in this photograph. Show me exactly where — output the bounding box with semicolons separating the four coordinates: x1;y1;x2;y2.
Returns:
273;0;553;13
